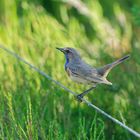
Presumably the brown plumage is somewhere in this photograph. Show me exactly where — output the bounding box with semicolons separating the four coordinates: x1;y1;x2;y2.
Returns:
57;47;130;99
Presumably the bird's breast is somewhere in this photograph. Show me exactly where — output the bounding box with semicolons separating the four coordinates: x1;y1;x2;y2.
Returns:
65;67;91;84
65;67;71;77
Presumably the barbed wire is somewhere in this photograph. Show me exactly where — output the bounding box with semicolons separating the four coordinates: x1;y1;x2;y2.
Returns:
0;45;140;138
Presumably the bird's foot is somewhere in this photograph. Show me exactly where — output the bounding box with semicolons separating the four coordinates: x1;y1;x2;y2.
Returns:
76;94;83;102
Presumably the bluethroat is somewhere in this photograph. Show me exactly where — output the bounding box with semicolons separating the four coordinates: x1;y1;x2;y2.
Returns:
57;47;130;101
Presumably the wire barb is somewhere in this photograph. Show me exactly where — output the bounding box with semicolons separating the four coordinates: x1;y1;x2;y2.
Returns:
0;45;140;138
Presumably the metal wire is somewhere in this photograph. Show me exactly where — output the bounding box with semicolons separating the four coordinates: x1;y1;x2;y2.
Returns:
0;45;140;138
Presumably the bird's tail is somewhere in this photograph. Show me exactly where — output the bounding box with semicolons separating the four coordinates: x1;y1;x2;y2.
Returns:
97;55;130;80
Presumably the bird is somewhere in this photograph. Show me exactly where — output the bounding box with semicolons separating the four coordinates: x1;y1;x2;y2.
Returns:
56;47;130;101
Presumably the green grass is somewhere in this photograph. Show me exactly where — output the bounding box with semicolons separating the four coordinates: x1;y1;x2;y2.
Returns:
0;0;140;139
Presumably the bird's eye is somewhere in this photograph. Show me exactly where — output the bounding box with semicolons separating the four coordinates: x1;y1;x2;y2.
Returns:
66;50;70;53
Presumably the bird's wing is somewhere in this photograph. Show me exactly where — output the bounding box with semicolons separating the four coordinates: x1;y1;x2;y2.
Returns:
69;62;106;84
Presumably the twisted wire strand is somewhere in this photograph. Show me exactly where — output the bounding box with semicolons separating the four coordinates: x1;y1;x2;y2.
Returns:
0;45;140;138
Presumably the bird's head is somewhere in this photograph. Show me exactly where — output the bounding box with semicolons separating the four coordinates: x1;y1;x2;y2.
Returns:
56;47;81;62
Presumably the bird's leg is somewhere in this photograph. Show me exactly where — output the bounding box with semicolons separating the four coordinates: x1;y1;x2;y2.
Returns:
77;85;97;102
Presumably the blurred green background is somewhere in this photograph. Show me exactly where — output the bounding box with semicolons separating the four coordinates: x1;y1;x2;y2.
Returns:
0;0;140;139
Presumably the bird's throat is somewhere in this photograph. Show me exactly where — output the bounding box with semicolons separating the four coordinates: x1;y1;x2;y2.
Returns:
65;55;69;70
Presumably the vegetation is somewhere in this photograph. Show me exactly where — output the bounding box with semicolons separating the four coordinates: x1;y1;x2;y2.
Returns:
0;0;140;139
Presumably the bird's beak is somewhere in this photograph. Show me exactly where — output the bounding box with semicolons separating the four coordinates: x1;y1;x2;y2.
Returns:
56;48;65;53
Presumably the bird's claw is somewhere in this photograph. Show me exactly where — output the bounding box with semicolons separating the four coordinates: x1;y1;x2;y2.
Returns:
76;94;83;102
